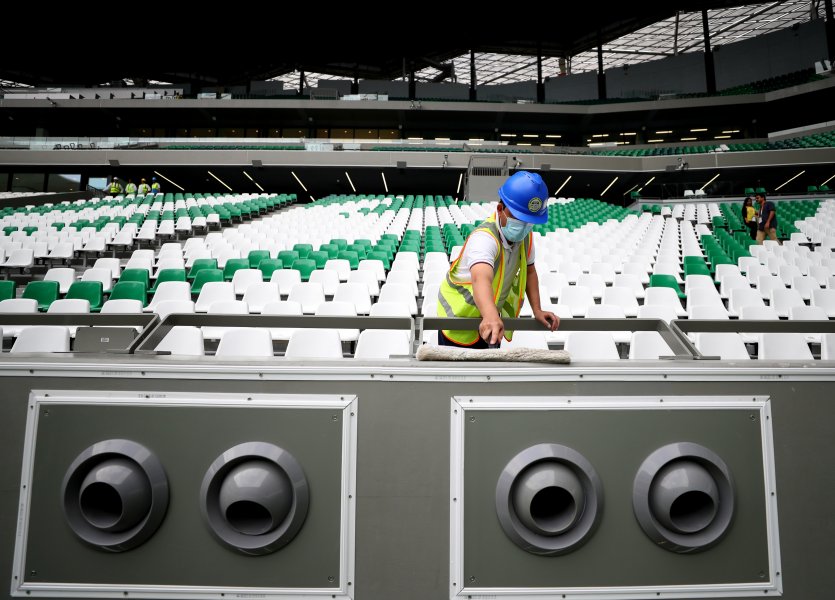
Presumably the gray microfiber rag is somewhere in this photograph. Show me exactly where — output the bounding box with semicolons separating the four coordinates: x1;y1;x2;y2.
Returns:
416;344;570;364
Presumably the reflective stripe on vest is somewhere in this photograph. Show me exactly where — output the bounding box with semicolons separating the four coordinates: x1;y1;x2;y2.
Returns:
437;215;530;345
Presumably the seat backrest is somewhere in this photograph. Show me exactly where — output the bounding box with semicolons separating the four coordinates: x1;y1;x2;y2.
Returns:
695;332;750;360
147;281;193;311
739;305;779;320
66;281;104;310
821;332;835;360
216;327;274;358
100;299;144;313
354;330;411;359
728;287;765;315
287;282;326;314
628;331;674;359
643;287;685;315
43;267;76;294
758;333;813;360
347;270;380;296
378;282;417;315
153;299;196;319
787;305;828;321
0;298;38;313
22;280;60;310
195;281;236;312
46;298;91;313
271;269;303;296
333;282;372;315
242;282;281;313
11;326;71;353
564;331;620;360
231;269;264;295
309;269;341;296
285;328;343;359
636;303;678;324
154;326;204;356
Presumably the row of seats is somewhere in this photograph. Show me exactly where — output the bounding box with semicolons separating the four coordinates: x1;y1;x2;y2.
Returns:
4;321;832;362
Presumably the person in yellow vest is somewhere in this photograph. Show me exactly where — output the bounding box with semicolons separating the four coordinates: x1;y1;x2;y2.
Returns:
137;178;151;195
437;171;559;348
108;178;122;195
124;179;137;195
150;177;161;194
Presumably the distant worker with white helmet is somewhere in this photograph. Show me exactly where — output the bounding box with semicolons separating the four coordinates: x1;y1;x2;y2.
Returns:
137;178;151;195
437;171;559;348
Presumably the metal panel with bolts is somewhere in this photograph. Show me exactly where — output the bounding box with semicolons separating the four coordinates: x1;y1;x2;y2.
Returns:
13;391;356;599
451;395;779;599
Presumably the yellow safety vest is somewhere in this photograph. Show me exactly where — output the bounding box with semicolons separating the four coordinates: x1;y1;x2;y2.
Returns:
151;182;161;192
109;183;121;194
437;215;531;345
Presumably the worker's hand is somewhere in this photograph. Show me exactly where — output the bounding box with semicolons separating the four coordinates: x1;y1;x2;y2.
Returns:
533;308;560;332
479;315;505;346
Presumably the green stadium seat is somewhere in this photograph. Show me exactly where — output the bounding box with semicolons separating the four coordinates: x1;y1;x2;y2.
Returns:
223;258;250;280
292;258;317;281
118;269;150;292
108;281;147;306
151;269;187;292
247;250;271;269
22;280;60;311
292;243;313;259
190;269;224;295
65;281;104;312
277;250;300;268
187;258;218;280
258;259;283;281
0;280;16;301
649;274;686;299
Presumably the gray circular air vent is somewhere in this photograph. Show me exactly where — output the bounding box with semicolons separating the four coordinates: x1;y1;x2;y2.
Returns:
62;439;169;552
633;442;735;553
496;443;603;555
200;442;309;555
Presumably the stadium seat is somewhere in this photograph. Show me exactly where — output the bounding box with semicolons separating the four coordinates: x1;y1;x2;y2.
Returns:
11;326;71;353
285;328;343;359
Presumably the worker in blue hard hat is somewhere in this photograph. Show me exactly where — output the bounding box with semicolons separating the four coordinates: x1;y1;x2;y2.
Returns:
437;171;559;348
150;176;161;194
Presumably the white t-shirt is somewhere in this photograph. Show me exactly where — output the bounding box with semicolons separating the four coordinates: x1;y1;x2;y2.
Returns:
454;213;536;281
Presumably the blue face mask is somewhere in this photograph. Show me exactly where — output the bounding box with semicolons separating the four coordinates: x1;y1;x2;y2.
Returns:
501;215;533;243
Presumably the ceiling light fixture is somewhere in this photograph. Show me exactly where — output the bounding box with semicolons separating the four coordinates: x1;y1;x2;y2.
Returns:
775;170;805;191
554;175;572;196
152;170;184;191
601;176;619;196
700;173;720;191
207;170;232;192
291;171;308;192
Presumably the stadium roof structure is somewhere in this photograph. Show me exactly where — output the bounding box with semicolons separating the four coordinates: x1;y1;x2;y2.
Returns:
1;1;824;89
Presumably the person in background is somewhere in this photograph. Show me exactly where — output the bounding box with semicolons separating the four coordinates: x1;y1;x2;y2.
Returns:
742;197;757;240
151;177;161;194
755;192;778;244
108;178;122;195
124;179;137;195
437;171;559;348
137;178;151;195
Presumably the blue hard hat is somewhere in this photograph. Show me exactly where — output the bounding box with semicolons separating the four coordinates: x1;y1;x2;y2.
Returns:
497;171;549;224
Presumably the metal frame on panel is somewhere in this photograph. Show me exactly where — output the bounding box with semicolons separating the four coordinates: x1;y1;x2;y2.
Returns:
449;395;782;600
12;390;358;600
0;313;159;354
